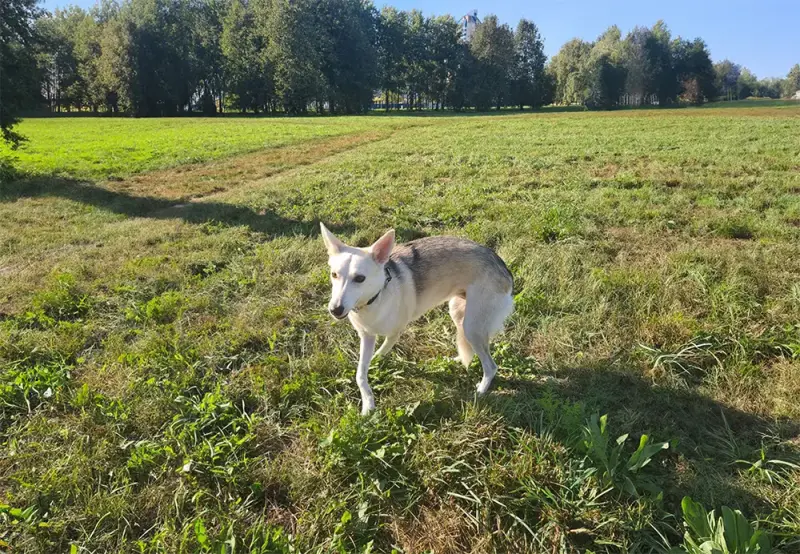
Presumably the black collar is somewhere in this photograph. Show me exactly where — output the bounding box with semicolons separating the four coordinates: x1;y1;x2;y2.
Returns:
355;267;392;312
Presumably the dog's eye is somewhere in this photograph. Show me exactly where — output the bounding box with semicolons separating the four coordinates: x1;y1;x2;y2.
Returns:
353;275;366;283
331;272;338;279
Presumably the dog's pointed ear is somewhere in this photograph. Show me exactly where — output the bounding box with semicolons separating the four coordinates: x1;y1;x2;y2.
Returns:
320;223;345;255
370;229;395;265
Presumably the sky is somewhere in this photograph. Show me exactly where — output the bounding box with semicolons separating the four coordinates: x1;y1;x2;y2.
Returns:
40;0;799;79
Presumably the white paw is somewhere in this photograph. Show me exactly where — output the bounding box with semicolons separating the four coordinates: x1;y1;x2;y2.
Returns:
361;398;375;416
476;368;497;395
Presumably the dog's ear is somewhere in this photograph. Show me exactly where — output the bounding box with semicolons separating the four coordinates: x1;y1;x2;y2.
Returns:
320;223;345;255
370;229;395;265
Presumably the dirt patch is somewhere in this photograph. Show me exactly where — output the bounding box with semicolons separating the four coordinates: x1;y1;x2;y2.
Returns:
103;130;388;202
590;163;620;179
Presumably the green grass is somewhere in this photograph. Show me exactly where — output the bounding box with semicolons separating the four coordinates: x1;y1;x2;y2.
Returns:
1;101;800;553
0;116;416;180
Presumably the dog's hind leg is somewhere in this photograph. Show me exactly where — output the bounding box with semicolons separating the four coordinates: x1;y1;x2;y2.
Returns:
462;289;502;395
449;296;473;367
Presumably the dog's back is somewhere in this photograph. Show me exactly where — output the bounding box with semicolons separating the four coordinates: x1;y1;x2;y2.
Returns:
387;236;513;307
384;236;514;393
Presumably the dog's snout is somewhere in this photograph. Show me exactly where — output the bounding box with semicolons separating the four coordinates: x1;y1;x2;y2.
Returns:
330;305;345;318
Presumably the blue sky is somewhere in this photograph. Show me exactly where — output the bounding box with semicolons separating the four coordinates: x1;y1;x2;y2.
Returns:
40;0;798;79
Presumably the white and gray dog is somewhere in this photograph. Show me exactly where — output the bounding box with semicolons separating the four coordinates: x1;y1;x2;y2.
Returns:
321;224;514;414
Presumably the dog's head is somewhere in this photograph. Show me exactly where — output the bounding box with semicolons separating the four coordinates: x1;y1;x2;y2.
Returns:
320;223;395;320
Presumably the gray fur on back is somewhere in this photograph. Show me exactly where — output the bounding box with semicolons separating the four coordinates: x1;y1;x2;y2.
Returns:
386;236;513;296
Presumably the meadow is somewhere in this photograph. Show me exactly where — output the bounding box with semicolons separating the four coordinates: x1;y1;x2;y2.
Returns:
1;116;418;180
1;102;800;553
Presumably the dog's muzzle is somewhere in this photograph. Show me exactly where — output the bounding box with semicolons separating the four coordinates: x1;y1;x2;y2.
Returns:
329;305;347;319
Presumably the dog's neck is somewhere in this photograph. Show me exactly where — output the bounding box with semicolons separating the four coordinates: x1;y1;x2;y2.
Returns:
354;266;392;312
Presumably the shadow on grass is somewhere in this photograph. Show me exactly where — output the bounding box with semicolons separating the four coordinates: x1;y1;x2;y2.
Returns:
408;359;799;514
0;175;354;238
697;99;800;109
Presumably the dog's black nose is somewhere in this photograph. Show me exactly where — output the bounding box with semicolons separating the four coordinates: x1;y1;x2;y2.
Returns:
330;305;345;317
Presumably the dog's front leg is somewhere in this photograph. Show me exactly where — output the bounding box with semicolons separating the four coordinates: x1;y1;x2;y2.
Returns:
375;332;401;358
357;333;377;415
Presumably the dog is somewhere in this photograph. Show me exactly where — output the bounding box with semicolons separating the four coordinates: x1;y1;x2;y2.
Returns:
320;223;514;415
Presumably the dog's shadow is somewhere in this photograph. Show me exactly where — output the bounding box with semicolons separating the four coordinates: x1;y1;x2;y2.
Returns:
395;357;798;514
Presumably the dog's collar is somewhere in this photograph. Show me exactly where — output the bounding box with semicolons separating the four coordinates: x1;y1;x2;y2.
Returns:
354;267;392;312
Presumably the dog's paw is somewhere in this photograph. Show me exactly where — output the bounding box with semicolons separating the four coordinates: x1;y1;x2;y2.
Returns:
360;399;375;416
476;375;496;395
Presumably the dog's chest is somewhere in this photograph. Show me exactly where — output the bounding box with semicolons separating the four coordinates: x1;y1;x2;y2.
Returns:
348;310;400;336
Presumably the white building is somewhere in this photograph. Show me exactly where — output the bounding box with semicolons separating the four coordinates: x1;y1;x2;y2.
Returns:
793;90;800;100
461;10;479;42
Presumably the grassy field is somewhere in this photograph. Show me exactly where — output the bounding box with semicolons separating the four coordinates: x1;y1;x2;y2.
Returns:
1;102;800;553
0;116;420;180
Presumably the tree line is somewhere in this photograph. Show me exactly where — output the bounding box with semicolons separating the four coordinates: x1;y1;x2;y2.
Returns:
3;0;800;140
549;22;800;108
17;0;549;117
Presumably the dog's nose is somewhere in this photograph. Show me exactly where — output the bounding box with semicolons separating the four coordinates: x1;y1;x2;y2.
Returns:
330;305;345;318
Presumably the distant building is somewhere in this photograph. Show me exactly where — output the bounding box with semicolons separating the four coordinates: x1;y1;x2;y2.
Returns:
461;10;479;42
793;90;800;100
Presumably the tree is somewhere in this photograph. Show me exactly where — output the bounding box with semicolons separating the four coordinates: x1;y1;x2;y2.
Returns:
783;64;800;97
550;38;593;105
621;27;650;105
1;0;42;145
402;10;427;110
98;0;194;117
376;7;407;111
737;68;757;99
267;0;324;114
470;15;514;110
714;60;740;101
647;20;677;105
510;19;546;110
672;38;715;104
222;0;271;113
586;55;626;109
192;0;228;114
540;65;556;106
73;7;105;112
585;26;626;109
36;10;80;112
445;42;476;111
620;23;678;106
426;15;461;110
96;12;134;113
316;0;378;114
755;78;782;99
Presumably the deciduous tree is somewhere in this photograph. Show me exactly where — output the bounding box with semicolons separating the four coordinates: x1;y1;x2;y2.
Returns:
1;0;42;145
511;19;546;109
